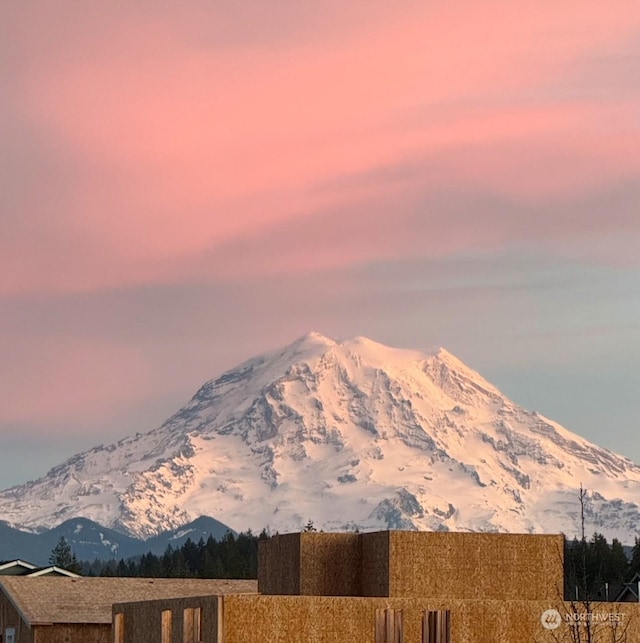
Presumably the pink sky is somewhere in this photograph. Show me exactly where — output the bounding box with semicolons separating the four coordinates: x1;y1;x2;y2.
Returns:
1;1;639;485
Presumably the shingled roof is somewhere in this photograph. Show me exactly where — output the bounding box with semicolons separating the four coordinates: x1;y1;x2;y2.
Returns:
0;560;80;577
0;560;37;575
0;577;257;625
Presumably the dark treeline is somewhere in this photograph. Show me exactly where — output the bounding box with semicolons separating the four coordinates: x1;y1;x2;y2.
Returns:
79;530;269;579
565;533;640;600
76;529;640;596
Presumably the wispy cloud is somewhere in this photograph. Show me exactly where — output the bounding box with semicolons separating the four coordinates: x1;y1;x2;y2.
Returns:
1;1;638;295
1;1;640;482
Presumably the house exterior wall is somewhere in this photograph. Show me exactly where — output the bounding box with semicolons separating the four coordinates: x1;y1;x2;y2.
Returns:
0;589;31;643
258;533;301;595
112;530;635;643
259;532;386;597
0;566;35;576
1;578;255;643
258;531;563;600
0;590;108;643
388;531;564;601
299;533;362;596
221;595;640;643
32;624;110;643
117;594;640;643
113;596;218;643
360;531;390;597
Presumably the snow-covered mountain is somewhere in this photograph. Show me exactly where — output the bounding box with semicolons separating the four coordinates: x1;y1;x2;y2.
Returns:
2;332;640;541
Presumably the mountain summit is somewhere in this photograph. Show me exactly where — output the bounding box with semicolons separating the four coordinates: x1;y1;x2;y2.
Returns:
2;333;639;541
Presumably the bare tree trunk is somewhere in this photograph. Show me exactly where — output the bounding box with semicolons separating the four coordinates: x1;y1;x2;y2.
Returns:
579;484;593;643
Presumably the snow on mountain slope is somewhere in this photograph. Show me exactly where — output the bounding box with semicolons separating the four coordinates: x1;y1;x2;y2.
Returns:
1;332;639;541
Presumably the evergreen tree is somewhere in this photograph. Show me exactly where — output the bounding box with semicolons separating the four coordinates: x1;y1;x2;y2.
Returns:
161;544;175;576
629;536;640;580
139;552;162;577
182;538;200;575
588;532;610;591
49;536;81;573
609;538;628;585
101;560;118;577
116;558;128;576
565;536;582;600
73;528;270;579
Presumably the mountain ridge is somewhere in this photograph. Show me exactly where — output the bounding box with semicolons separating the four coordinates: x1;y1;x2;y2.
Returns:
0;515;233;566
1;332;639;542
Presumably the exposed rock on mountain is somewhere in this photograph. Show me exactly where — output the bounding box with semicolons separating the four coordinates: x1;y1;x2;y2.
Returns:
1;332;639;541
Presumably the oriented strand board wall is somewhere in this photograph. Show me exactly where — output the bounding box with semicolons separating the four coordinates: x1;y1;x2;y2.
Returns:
299;533;362;596
360;531;390;597
113;596;218;643
32;624;110;643
258;533;301;595
388;532;565;601
260;533;364;596
260;532;387;597
259;531;562;600
221;595;640;643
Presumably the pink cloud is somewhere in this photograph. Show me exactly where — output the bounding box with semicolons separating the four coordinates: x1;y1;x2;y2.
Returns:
0;337;154;430
1;1;639;295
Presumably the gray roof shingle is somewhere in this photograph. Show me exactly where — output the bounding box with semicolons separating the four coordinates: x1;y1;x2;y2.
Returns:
0;577;257;625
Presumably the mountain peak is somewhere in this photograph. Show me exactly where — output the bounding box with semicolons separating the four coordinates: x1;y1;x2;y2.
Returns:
2;333;640;542
293;331;336;346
